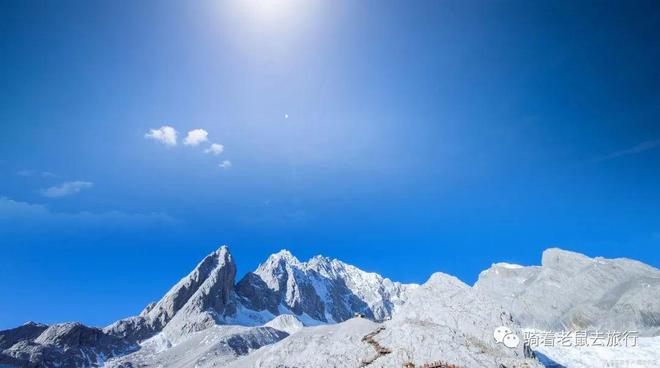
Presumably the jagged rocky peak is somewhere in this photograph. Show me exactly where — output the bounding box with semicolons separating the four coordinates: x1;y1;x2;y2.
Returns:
106;245;239;344
151;245;239;340
143;245;236;329
236;249;416;324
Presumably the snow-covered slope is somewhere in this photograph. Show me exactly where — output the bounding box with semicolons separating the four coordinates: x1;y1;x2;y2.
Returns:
474;248;660;336
534;335;660;368
376;272;540;368
227;272;541;368
264;314;304;335
105;325;287;368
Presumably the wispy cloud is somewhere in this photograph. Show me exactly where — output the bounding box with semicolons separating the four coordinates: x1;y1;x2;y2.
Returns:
40;181;93;198
219;160;232;169
0;197;177;231
594;139;660;162
145;126;178;146
17;169;58;178
205;143;224;156
16;169;34;176
183;129;209;146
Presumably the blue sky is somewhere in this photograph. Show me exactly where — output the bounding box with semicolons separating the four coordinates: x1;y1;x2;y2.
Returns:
1;0;659;329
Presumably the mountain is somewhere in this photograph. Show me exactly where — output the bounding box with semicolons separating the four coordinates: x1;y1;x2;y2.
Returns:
235;250;415;324
1;246;659;368
0;246;415;367
474;248;660;336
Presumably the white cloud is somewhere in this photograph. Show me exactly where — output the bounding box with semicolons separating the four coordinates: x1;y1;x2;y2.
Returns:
219;160;232;169
205;143;224;156
41;181;93;198
184;129;209;146
145;126;178;146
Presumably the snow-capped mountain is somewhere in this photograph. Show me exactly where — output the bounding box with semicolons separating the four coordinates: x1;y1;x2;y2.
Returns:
1;246;659;368
0;246;415;367
236;250;416;324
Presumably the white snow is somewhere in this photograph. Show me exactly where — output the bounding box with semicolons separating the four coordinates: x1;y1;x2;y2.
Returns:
264;314;304;335
535;336;660;368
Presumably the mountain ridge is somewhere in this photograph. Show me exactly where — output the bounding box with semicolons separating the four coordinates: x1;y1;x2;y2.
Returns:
2;246;659;368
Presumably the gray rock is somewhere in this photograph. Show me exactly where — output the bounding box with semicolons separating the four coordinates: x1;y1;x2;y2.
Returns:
235;250;415;323
0;322;48;351
1;322;136;368
474;248;660;336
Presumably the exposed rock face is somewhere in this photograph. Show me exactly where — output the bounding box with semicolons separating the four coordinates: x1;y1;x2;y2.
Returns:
1;322;136;368
144;246;237;331
474;248;660;335
236;250;416;323
0;322;47;351
106;246;239;344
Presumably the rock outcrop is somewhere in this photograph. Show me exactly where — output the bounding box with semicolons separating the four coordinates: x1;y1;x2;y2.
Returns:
474;248;660;335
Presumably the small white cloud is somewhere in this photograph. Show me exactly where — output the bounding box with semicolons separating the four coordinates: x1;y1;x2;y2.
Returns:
145;126;178;146
41;181;93;198
205;143;224;156
184;129;209;146
219;160;232;169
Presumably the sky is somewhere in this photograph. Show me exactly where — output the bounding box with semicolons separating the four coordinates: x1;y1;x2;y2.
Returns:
1;0;659;329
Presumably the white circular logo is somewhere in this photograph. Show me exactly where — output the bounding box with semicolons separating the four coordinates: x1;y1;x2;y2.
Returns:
493;326;520;348
493;326;512;343
503;333;520;348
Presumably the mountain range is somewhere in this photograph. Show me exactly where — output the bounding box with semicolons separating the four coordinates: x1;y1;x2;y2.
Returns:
1;246;658;368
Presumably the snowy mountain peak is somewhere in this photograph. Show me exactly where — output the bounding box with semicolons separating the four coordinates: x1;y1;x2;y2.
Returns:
235;249;417;324
271;249;300;262
258;249;303;271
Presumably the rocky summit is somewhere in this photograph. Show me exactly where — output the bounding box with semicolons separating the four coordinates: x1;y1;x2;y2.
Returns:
1;246;659;368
